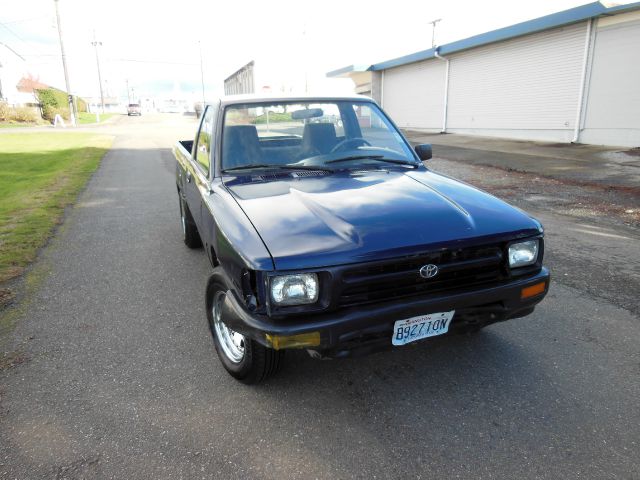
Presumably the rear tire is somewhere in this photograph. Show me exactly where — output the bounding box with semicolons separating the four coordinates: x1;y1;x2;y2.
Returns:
179;194;202;248
206;270;284;384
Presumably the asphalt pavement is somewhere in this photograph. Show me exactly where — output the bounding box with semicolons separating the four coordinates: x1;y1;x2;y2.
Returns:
1;114;639;479
405;130;640;191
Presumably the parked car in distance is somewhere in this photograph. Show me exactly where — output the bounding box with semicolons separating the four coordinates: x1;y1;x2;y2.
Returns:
174;94;550;384
127;103;141;116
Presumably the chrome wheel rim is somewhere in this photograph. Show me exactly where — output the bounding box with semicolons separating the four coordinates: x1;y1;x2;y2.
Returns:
212;291;245;363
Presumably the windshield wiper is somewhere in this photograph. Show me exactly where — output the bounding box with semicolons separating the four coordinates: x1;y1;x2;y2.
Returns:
223;164;333;173
326;155;418;167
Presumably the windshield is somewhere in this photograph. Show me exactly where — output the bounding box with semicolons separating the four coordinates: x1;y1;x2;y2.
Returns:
221;101;417;171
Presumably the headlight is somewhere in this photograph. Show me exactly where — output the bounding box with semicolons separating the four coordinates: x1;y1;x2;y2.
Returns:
508;240;539;268
271;273;319;306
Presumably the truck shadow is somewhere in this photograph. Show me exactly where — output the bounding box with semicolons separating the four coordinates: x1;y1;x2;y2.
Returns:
267;325;535;395
253;323;550;424
229;324;564;474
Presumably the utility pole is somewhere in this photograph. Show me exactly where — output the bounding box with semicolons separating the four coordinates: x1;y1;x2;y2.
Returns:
198;40;205;105
91;31;105;114
429;18;442;48
53;0;76;126
126;79;131;104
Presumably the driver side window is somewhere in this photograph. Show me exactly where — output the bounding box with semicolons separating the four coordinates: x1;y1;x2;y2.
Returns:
195;106;214;175
354;104;413;158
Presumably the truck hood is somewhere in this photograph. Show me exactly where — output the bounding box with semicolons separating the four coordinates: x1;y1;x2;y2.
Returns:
224;169;542;270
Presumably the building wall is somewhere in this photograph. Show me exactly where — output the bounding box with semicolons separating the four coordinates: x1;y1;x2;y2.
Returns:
371;10;639;147
348;71;373;96
445;22;587;142
381;59;445;131
370;71;382;104
580;12;640;146
224;61;255;95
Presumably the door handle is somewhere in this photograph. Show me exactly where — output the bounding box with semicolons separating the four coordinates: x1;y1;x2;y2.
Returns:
186;171;192;183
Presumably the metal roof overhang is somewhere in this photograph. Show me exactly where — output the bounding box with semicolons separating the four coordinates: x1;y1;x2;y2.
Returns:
326;1;640;75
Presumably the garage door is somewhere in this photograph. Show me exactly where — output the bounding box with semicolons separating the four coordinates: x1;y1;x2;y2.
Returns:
382;60;445;131
580;17;640;147
446;22;588;141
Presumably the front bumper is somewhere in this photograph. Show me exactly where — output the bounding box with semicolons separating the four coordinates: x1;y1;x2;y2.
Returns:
220;268;550;358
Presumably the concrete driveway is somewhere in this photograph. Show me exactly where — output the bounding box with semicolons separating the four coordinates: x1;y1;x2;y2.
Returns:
1;114;638;479
405;130;640;191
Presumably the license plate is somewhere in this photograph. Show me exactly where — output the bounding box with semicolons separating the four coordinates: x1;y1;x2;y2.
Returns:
392;311;455;346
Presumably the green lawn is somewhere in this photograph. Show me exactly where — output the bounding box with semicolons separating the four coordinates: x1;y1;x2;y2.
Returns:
77;112;116;124
0;132;113;283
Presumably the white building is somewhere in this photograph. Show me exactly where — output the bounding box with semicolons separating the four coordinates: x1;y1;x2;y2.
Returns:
86;96;123;114
224;61;255;95
224;59;308;96
328;1;640;148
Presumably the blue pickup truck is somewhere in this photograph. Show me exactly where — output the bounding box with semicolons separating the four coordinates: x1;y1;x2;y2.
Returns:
174;94;549;384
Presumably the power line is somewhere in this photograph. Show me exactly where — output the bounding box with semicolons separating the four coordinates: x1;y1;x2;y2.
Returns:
0;20;30;45
0;15;52;26
0;20;54;58
107;57;199;66
15;53;59;57
0;40;25;60
21;54;199;66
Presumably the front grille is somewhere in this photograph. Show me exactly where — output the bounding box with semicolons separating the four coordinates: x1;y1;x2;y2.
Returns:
338;244;505;307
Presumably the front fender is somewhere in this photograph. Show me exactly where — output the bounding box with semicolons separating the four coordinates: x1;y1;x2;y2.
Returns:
203;181;274;280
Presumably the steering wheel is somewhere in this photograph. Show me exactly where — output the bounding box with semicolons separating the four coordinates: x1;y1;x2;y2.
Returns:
330;137;372;153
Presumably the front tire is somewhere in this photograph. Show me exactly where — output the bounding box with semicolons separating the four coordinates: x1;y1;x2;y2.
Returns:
179;194;202;248
206;270;284;384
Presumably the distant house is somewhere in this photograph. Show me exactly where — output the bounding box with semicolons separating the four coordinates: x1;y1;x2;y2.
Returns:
86;96;122;113
16;75;48;107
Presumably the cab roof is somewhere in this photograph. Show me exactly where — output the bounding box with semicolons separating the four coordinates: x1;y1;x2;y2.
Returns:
213;93;374;107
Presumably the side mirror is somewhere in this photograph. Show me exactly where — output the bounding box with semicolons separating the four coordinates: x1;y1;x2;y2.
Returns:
414;144;432;161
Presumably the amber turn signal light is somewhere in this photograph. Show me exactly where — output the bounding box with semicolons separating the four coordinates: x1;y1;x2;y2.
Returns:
265;331;321;350
521;281;546;299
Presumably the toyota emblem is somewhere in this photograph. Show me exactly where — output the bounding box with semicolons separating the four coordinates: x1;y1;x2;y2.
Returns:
419;264;439;279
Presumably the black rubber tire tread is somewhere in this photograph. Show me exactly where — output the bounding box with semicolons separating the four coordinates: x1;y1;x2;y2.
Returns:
179;194;202;249
206;268;284;384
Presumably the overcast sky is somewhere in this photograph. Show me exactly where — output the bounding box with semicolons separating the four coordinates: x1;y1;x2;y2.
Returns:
1;0;597;100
